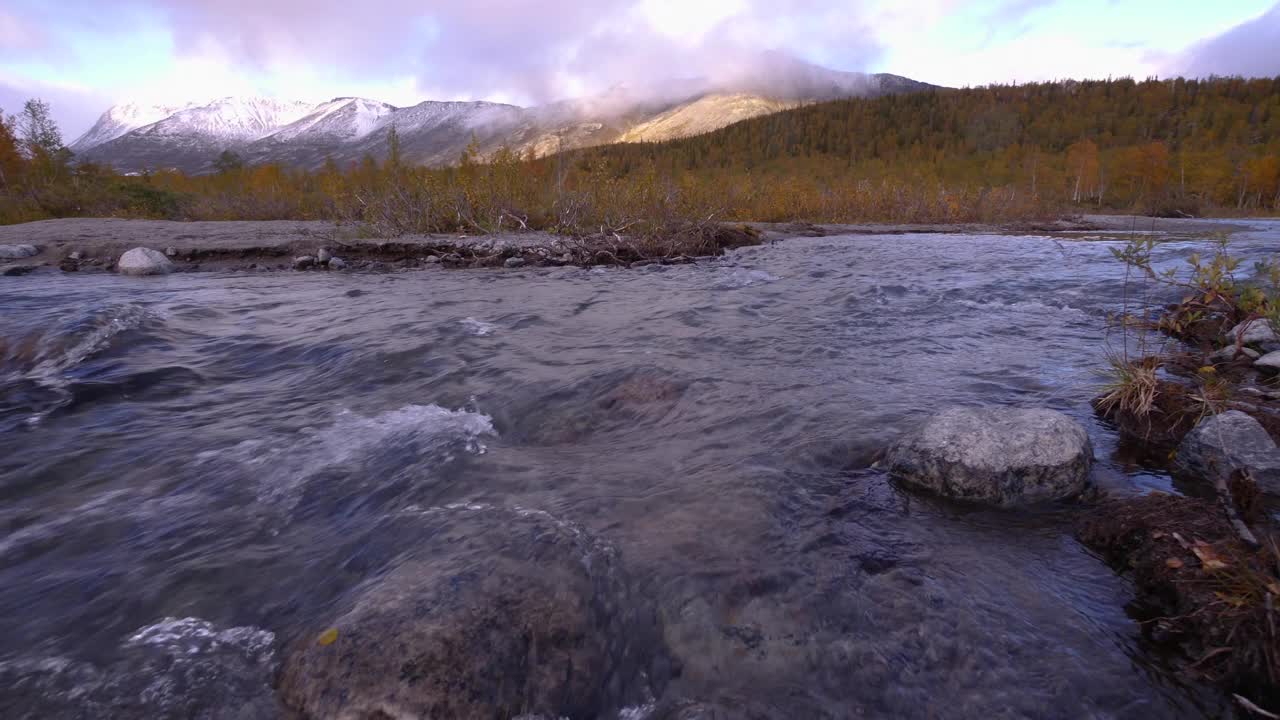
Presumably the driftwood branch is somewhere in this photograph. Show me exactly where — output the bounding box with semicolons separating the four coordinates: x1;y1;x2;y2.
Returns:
1216;469;1260;550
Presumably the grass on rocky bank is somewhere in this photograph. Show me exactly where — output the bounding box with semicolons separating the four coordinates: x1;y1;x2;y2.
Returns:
1087;233;1280;713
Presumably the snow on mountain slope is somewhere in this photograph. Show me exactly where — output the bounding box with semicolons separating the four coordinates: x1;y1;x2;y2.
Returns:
132;97;317;142
264;98;397;143
70;101;203;152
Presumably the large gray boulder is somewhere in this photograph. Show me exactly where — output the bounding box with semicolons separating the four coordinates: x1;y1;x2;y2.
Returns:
1227;319;1280;346
279;505;666;720
116;247;173;276
884;407;1093;506
1174;410;1280;494
0;244;37;260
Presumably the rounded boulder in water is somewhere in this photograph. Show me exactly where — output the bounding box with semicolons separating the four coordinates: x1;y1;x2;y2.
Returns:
884;406;1093;506
116;247;173;276
278;505;669;720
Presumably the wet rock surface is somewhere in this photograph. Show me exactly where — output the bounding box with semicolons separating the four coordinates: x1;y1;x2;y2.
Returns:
884;406;1093;506
279;505;670;720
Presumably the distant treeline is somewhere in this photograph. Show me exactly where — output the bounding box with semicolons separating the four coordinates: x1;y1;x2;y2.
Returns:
2;76;1279;232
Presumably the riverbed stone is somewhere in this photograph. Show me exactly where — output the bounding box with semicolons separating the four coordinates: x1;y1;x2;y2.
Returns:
278;506;667;720
317;248;332;263
293;255;316;270
1226;319;1280;346
326;256;346;270
1210;345;1260;363
0;243;38;259
883;406;1093;506
1173;410;1280;494
504;256;526;268
1254;351;1280;372
116;247;173;276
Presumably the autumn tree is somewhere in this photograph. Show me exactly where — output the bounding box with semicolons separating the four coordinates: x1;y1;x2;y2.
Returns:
0;108;21;189
1065;139;1100;203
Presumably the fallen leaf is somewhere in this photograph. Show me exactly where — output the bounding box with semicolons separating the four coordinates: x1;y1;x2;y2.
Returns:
1198;365;1217;375
1192;542;1228;571
1166;558;1184;569
1267;582;1280;596
317;628;339;646
1152;531;1167;540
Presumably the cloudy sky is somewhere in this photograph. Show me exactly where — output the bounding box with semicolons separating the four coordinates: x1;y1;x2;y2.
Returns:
2;0;1278;140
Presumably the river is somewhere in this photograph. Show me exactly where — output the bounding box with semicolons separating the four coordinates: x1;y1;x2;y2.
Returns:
3;223;1279;718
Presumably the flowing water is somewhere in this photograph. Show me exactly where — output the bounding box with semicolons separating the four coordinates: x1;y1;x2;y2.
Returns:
3;223;1280;718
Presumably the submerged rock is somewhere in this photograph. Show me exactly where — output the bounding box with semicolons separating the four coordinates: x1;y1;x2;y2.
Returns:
0;243;38;259
1226;319;1279;346
279;505;668;720
116;247;173;276
1173;410;1280;494
884;406;1093;506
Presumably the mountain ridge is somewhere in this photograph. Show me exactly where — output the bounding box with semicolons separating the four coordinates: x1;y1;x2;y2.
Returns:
73;58;939;174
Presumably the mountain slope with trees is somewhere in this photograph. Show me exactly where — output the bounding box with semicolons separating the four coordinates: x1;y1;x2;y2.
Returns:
1;77;1278;230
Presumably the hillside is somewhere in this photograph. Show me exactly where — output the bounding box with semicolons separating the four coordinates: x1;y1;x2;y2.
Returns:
569;77;1280;213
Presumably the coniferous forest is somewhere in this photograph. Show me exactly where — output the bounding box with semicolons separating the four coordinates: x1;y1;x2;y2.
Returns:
2;77;1279;232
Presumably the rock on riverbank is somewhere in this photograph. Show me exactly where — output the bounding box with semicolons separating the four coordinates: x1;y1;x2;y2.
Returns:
116;247;173;276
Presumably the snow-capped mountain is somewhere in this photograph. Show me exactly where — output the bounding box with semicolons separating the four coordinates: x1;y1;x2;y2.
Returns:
74;58;937;174
69;101;202;152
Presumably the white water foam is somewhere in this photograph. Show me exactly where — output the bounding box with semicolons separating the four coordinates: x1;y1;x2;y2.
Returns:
126;617;275;662
460;317;498;336
957;298;1089;319
198;404;496;508
716;268;779;288
26;306;162;387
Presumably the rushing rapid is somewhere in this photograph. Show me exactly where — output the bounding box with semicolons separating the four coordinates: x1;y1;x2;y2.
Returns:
3;224;1280;718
